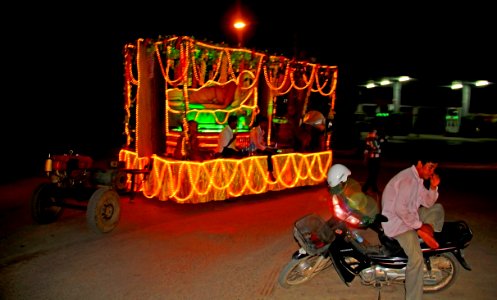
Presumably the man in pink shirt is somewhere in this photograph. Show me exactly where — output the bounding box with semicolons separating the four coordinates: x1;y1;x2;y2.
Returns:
381;157;444;300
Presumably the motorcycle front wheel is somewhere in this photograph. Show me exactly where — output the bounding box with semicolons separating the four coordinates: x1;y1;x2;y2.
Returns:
278;255;332;288
423;252;460;293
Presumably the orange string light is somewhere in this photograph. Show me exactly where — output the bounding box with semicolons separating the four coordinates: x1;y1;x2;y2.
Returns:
119;149;332;204
120;36;338;203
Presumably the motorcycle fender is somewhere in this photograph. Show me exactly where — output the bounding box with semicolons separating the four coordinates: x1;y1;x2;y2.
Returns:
452;249;472;271
329;245;355;286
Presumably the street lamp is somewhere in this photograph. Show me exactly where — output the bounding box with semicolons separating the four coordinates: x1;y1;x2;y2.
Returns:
233;20;246;47
362;76;413;113
449;80;491;117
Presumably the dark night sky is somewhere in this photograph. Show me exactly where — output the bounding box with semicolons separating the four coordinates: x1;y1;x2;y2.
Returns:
3;1;496;180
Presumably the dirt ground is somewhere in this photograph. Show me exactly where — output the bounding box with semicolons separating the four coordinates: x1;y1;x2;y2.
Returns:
1;163;496;300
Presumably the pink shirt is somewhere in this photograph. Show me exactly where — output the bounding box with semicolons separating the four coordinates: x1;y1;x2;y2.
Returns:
381;165;439;237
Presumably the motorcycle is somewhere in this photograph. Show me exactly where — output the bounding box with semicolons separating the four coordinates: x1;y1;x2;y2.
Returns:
278;177;473;294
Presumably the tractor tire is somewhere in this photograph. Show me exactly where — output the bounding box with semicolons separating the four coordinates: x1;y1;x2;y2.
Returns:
86;187;120;233
31;183;64;224
112;170;128;193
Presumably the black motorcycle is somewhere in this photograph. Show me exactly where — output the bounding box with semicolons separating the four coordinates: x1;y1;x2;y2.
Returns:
278;179;473;294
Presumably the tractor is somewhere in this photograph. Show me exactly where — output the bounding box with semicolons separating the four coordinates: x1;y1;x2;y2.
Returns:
31;150;128;233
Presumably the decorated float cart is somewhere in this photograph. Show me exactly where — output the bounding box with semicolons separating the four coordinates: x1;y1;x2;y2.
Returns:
119;35;338;204
30;35;338;234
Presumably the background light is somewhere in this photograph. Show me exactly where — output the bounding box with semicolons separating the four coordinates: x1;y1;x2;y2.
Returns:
451;81;463;90
233;21;246;30
475;80;490;87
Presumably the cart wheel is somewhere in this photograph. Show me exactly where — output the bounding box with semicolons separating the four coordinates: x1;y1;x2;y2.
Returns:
31;183;64;224
86;187;120;233
113;170;128;193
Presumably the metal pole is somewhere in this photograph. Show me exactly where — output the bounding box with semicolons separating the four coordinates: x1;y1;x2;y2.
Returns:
461;84;471;117
392;81;401;113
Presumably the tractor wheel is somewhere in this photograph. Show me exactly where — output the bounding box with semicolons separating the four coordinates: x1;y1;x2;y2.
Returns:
31;183;64;224
112;170;128;193
86;187;120;233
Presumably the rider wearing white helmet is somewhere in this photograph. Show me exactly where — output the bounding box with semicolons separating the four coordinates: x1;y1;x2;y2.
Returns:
327;163;351;192
327;163;379;222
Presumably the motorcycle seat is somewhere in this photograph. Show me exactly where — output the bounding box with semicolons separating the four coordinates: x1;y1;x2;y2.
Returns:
370;220;472;258
434;220;473;248
375;234;405;257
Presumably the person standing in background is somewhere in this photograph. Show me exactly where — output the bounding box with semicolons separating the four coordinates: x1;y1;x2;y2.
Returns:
250;115;276;181
216;115;243;158
362;128;384;194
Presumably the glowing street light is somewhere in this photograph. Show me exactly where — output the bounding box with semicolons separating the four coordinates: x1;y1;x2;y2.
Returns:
449;80;492;117
233;21;246;30
362;76;413;113
225;2;254;48
233;20;247;47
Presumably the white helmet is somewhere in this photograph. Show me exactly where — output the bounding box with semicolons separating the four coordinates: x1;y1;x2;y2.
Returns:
327;164;351;187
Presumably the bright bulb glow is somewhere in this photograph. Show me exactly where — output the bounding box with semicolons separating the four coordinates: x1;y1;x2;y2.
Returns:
398;76;410;82
380;79;391;86
233;21;246;29
451;81;463;90
475;80;489;87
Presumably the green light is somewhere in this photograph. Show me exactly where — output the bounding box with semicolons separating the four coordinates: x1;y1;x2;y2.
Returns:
272;117;288;124
376;112;389;117
185;112;252;132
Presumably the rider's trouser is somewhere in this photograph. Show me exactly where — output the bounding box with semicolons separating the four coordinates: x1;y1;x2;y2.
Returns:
394;203;445;300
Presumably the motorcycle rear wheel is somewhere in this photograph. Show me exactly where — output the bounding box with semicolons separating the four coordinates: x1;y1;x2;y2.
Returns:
423;252;460;293
278;255;331;288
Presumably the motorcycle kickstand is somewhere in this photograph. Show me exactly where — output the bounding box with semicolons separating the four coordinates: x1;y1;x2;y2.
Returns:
374;283;382;300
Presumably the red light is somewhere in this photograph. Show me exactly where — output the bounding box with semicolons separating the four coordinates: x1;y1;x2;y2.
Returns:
331;195;361;226
345;215;360;225
332;195;348;220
